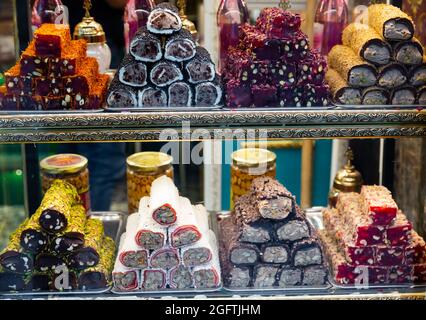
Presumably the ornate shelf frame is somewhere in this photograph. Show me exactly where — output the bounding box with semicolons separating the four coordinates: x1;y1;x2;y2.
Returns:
0;109;424;143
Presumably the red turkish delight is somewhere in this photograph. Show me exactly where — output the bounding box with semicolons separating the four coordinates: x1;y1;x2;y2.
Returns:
346;246;376;266
388;265;413;284
43;95;73;110
5;65;33;95
225;79;252;108
413;264;426;283
297;50;327;85
34;24;71;57
405;230;426;264
256;8;302;39
376;246;405;266
269;60;296;87
239;24;282;61
386;212;412;246
360;185;398;226
251;84;277;107
20;42;49;77
47;39;88;77
35;77;63;96
63;57;99;95
367;266;388;284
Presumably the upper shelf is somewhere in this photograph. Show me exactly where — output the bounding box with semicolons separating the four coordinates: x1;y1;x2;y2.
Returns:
0;108;425;143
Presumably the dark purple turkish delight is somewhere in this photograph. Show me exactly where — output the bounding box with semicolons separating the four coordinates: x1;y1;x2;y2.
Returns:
298;50;327;85
5;65;32;95
130;27;162;62
151;61;183;87
20;48;49;77
0;273;26;292
303;84;330;107
222;48;251;83
139;87;168;107
168;82;192;107
185;47;216;84
256;8;302;39
165;28;196;62
251;84;277;107
280;31;310;62
269;60;297;87
107;78;138;108
19;96;43;111
35;253;67;273
43;95;73;110
225;79;252;108
63;57;98;95
195;78;222;106
147;3;182;35
35;77;63;96
1;94;19;110
239;24;282;61
118;56;148;87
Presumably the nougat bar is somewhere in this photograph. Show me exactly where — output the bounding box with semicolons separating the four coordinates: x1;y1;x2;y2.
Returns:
63;57;99;95
360;185;398;225
34;23;71;57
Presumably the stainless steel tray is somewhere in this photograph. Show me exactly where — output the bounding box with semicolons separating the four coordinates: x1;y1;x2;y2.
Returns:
0;211;126;297
222;105;336;111
0;109;105;115
104;105;223;112
334;103;424;110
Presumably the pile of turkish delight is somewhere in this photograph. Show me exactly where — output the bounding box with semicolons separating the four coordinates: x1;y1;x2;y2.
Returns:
219;177;328;288
0;24;109;111
320;186;426;285
222;7;330;108
112;176;221;291
107;3;222;109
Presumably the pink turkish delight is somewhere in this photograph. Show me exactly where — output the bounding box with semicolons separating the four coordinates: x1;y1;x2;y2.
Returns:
386;212;412;246
346;246;376;266
360;185;398;225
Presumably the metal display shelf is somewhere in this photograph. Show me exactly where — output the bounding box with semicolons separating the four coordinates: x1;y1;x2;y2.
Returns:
0;108;424;143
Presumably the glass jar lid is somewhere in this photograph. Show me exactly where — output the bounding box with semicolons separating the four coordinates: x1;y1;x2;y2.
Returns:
231;148;276;168
127;152;173;173
40;154;88;175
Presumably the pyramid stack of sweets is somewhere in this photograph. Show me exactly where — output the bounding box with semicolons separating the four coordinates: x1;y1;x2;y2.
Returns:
0;24;109;111
112;176;221;291
221;7;330;108
107;3;222;109
0;180;115;292
219;177;328;288
319;186;426;285
326;4;426;105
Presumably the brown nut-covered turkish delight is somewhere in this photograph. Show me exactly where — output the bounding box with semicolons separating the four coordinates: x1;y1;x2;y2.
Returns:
130;27;162;62
291;238;323;267
275;216;312;243
252;264;279;288
261;244;290;264
118;55;148;87
34;24;71;57
107;77;138;108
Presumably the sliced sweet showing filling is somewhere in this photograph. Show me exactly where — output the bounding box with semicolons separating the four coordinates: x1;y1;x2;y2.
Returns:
262;245;289;264
150;62;183;87
418;89;426;104
0;251;33;273
39;209;68;233
279;267;302;286
363;43;391;65
292;242;323;267
251;84;277;108
51;232;84;254
148;8;181;34
258;197;293;220
240;224;271;243
378;67;406;88
139;87;167;108
113;271;139;291
68;247;100;270
276;220;310;242
391;88;416;105
230;246;259;265
107;86;138;108
20;229;48;254
193;268;219;288
183;247;212;267
349;66;377;87
227;266;251;288
130;36;162;62
337;88;362;105
136;230;165;251
171;226;201;248
395;43;423;65
195;82;221;106
35;253;66;273
78;271;108;290
118;62;147;87
253;265;279;288
384;20;413;41
152;204;177;225
165;36;196;62
303;265;328;286
186;60;215;84
150;248;179;269
120;250;148;269
142;270;166;290
409;65;426;86
168;82;192;107
170;265;193;289
362;89;389;105
376;246;405;266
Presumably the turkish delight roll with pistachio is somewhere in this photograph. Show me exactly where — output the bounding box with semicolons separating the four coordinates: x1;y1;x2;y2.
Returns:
0;223;34;274
26;273;52;292
0;269;26;292
342;23;391;66
147;2;182;35
113;232;140;291
408;62;426;87
393;38;424;65
20;214;48;254
377;63;407;89
391;86;417;105
325;68;362;105
362;87;390;105
150;247;180;270
50;205;86;255
130;27;162;63
118;212;148;269
169;265;193;289
417;86;426;104
34;253;67;273
362;4;414;41
165;28;196;62
149;176;180;226
78;236;116;290
136;197;167;250
141;269;167;290
107;77;138;108
38;180;80;234
68;218;104;270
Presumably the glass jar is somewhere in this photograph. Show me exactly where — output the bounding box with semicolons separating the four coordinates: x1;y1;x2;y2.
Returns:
230;148;277;208
40;154;91;214
127;152;174;214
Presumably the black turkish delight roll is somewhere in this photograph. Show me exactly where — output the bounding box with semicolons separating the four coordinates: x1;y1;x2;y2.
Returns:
139;86;168;107
252;264;279;288
408;63;426;87
20;213;48;254
195;78;222;106
51;270;79;291
362;87;389;105
251;84;277;108
169;265;193;289
150;61;183;87
107;77;138;108
26;273;51;291
261;244;290;264
130;27;162;62
225;79;252;108
291;238;323;267
391;86;417;105
417;86;426;104
277;266;302;286
393;39;424;65
165;28;196;62
377;63;407;88
168;82;192;107
302;265;328;286
270;60;296;87
280;31;310;62
118;55;148;87
297;50;327;86
0;271;25;292
35;253;67;273
147;3;182;35
185;47;216;84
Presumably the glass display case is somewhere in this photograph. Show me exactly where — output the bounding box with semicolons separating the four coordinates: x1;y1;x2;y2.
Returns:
0;0;425;300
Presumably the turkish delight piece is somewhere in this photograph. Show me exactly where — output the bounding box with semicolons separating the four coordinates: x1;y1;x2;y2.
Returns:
20;42;49;77
169;265;193;289
236;220;274;244
195;80;222;106
34;253;67;273
43;95;73;110
147;3;182;35
84;74;109;109
251;84;277;108
222;48;251;83
47;39;87;77
224;266;252;288
136;197;166;250
376;246;404;266
408;63;426;87
63;57;99;95
280;31;310;62
169;198;202;248
181;227;214;267
278;266;302;286
388;265;413;284
113;262;140;291
35;77;63;96
413;264;426;283
106;78;138;108
168;82;192;107
386;212;412;246
297;50;327;85
362;86;389;105
26;273;52;291
292;238;324;267
150;247;180;270
165;28;196;62
246;61;269;85
261;244;290;264
377;63;407;89
151;61;183;87
1;94;19;110
19;96;43;111
34;23;71;57
149;176;180;226
278;87;299;107
0;224;34;273
252;264;279;288
0;272;26;292
130;27;162;62
303;84;330;107
256;8;302;39
5;65;32;95
139;87;167;108
417;86;426;104
405;230;426;264
185;47;216;84
360;185;398;225
225;79;252;108
303;265;328;286
239;24;282;61
391;86;416;105
270;60;297;87
142;269;166;290
275;213;311;242
118;56;147;87
192;241;221;289
20;228;48;254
